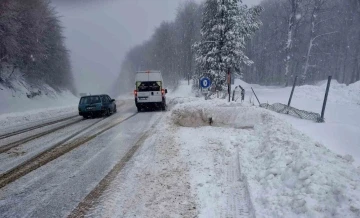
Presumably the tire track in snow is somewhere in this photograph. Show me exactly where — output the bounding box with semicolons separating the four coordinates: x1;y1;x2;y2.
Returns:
215;143;255;218
0;115;78;140
0;100;125;141
68;115;163;218
0;117;83;154
0;112;137;189
68;129;150;218
234;144;256;218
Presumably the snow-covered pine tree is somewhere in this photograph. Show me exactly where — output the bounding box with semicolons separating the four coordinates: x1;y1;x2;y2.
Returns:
194;0;262;90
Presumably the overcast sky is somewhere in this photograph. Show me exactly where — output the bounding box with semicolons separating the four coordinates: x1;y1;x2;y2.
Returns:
51;0;262;94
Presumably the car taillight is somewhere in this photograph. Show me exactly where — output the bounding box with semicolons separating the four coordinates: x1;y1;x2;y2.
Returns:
134;90;137;96
161;89;165;96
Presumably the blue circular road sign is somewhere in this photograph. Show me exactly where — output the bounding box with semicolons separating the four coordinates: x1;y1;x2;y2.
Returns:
200;77;211;88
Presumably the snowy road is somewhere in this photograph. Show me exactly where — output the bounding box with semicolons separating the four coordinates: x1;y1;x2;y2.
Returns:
0;100;162;218
0;81;359;218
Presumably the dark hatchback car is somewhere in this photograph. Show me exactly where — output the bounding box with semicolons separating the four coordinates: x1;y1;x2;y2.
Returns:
78;95;117;118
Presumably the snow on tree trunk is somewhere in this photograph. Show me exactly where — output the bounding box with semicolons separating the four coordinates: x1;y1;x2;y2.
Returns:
284;0;299;87
301;0;338;84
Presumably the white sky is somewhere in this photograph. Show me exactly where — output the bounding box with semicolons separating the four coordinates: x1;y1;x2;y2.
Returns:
51;0;262;93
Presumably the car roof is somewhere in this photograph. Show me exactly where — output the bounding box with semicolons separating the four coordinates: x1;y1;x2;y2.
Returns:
81;94;109;97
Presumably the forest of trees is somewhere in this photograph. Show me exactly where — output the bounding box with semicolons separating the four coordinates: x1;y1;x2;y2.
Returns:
0;0;75;92
244;0;360;86
115;0;360;95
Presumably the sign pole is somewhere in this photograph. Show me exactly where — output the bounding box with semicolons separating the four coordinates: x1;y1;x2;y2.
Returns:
200;77;211;99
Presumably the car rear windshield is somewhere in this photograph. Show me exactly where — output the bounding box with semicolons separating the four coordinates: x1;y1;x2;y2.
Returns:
79;96;101;104
137;81;161;92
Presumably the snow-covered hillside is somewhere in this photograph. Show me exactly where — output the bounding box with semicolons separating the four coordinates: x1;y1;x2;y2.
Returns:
0;79;78;130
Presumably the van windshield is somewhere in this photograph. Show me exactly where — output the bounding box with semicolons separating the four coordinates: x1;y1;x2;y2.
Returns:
137;81;161;92
80;96;101;104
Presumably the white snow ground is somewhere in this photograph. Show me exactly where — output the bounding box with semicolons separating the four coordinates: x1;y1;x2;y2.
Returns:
233;79;360;166
173;100;360;217
89;80;360;218
0;81;79;130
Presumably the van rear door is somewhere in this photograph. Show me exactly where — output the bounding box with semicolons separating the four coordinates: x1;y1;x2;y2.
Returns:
136;81;162;102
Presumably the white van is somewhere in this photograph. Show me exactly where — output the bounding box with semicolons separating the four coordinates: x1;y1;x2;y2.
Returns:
134;71;168;111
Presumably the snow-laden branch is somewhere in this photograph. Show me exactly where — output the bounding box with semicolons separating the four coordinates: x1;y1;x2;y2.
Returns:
313;31;338;41
314;16;337;27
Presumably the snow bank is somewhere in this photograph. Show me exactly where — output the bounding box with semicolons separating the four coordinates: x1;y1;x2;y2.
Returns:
233;79;360;166
172;99;259;129
0;80;78;115
172;100;360;217
294;80;360;105
0;80;78;131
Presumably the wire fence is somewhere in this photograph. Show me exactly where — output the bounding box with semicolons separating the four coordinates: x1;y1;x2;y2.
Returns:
194;75;331;123
259;103;322;122
205;90;227;100
253;76;332;123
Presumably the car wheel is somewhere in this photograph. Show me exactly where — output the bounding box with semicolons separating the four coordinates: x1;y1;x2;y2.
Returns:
137;107;141;112
107;108;111;116
114;105;117;113
82;115;88;119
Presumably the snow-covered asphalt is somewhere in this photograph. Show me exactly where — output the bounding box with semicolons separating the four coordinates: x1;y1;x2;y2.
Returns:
0;100;161;217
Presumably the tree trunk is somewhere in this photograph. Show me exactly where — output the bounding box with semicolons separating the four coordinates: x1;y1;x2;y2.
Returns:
284;0;298;86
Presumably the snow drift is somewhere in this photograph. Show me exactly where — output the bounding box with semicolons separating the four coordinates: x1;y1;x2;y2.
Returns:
172;99;360;217
0;78;78;131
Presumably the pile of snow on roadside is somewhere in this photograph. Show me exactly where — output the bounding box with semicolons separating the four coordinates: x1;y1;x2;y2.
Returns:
171;100;360;217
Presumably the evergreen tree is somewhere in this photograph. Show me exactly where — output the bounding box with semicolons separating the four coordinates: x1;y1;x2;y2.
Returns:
194;0;262;89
